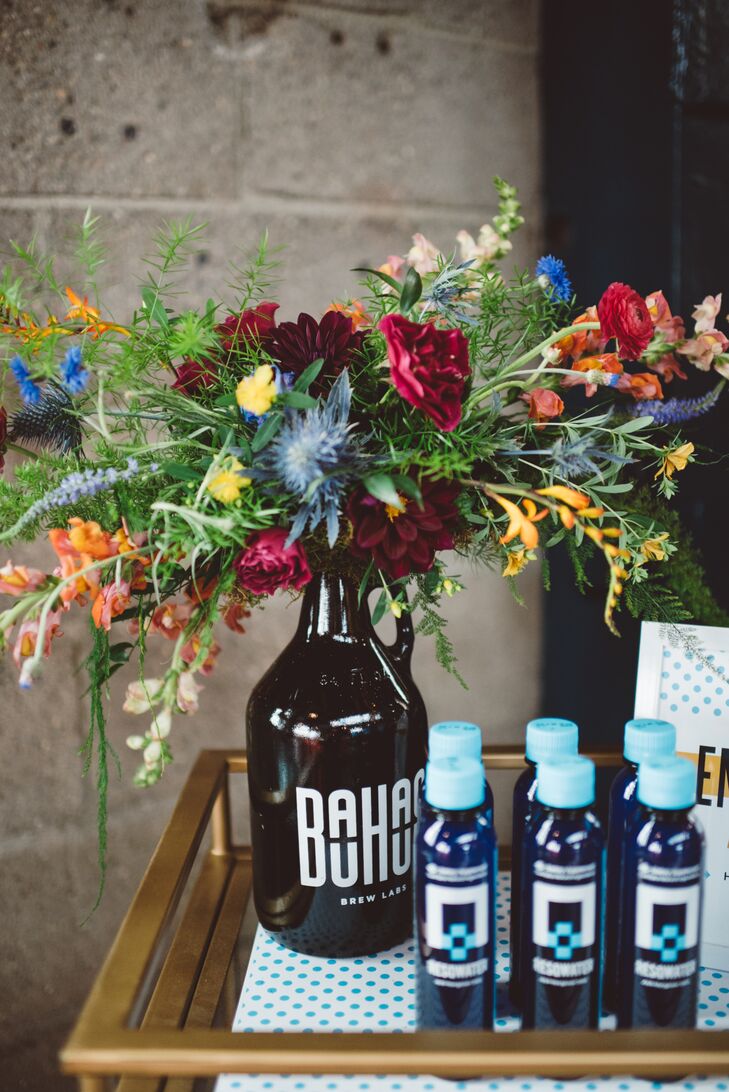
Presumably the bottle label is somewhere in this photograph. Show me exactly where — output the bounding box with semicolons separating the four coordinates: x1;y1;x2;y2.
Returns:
296;770;424;891
631;861;701;1027
531;860;598;1028
424;862;490;985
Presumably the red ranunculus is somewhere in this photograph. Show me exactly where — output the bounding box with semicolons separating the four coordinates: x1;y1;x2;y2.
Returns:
522;387;564;425
0;406;6;472
347;475;460;580
379;314;470;432
217;301;279;353
234;528;312;596
597;283;653;360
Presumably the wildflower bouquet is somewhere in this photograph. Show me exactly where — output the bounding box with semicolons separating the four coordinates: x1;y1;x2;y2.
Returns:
0;181;725;873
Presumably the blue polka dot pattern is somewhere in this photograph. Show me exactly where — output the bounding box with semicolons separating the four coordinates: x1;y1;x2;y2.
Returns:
218;873;729;1092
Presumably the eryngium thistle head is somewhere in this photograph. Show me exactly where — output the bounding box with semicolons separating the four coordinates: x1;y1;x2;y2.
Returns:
254;369;366;547
9;383;82;453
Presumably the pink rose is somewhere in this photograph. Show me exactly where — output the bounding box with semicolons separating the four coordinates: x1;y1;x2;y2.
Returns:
234;528;312;596
379;313;470;432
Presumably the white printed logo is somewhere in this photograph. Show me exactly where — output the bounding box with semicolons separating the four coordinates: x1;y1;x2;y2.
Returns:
533;880;596;960
425;882;488;962
635;882;700;964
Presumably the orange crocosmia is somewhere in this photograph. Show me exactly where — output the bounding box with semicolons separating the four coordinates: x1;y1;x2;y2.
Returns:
67;518;116;560
327;300;372;330
493;494;548;550
536;485;590;509
65;286;101;325
557;505;575;529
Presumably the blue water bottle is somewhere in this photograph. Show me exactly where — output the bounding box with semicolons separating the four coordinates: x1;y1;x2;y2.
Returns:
603;718;676;1012
521;756;604;1029
617;756;704;1029
509;717;579;1007
428;721;493;822
415;756;497;1029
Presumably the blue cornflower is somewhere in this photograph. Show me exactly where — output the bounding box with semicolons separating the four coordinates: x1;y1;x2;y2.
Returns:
627;383;723;424
253;369;367;547
60;345;90;395
9;354;42;405
535;255;573;303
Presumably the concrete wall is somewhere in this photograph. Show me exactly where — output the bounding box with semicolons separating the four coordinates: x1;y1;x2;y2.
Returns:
0;2;541;1087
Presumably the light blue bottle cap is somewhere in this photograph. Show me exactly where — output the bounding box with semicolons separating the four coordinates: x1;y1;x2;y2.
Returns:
525;718;579;763
429;721;483;763
638;756;697;810
536;756;595;809
424;756;485;811
624;718;676;764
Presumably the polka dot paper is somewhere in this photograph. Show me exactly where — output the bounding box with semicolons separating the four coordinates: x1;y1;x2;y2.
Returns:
216;874;729;1092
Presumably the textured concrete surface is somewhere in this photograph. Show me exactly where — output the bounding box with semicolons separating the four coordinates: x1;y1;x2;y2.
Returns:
0;2;541;1088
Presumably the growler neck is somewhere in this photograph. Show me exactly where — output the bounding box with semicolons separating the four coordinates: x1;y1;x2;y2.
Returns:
297;572;373;641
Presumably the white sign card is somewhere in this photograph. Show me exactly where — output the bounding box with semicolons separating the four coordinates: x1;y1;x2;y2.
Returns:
634;621;729;972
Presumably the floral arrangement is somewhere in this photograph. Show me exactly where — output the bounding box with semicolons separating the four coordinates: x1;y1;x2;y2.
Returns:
0;182;725;893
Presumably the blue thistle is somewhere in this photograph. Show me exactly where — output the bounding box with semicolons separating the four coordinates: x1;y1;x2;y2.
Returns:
253;369;366;547
9;383;82;453
9;354;42;405
627;383;723;425
422;260;479;325
60;345;90;395
535;255;573;303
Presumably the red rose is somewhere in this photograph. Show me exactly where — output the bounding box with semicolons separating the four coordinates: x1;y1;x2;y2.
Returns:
597;283;653;360
0;406;6;472
347;475;460;580
234;528;311;596
379;314;470;432
172;357;218;394
523;387;564;425
217;301;279;353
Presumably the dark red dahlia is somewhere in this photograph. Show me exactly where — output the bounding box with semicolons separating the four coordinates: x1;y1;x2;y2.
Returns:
269;311;364;389
172;356;218;394
347;475;461;580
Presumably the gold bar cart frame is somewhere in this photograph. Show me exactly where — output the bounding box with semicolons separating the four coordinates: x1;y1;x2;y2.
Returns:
61;748;729;1090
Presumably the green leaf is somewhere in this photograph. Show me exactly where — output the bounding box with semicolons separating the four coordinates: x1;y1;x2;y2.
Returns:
109;642;135;664
364;473;403;509
592;483;634;494
213;393;238;408
391;473;422;505
371;589;388;626
352;267;402;294
251;412;283;453
140;286;170;329
293;358;324;393
399;267;423;314
278;391;318;410
357;559;374;607
615;416;654;434
161;461;202;482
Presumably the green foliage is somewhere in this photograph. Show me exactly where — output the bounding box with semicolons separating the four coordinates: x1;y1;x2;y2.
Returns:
412;574;467;689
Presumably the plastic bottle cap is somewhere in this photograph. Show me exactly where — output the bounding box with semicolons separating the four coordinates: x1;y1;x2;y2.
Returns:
536;756;595;809
525;718;579;763
429;721;483;763
623;718;676;764
424;756;485;811
637;756;697;810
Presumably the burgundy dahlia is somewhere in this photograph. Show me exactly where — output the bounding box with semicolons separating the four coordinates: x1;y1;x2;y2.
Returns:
172;356;219;394
347;475;461;580
269;311;364;390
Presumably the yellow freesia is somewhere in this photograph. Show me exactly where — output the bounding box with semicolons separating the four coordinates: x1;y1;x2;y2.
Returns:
655;442;694;480
236;364;277;417
502;549;529;577
207;459;251;504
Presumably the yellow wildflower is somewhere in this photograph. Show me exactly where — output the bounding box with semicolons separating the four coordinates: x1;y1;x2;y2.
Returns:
502;549;529;578
641;532;670;562
236;364;277;418
389;599;403;619
207;459;251;504
655;441;694;480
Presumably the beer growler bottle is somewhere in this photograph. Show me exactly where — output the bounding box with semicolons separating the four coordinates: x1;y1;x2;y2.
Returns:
246;571;428;956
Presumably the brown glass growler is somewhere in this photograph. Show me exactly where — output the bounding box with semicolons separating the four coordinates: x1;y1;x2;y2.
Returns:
246;571;428;956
